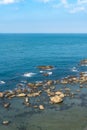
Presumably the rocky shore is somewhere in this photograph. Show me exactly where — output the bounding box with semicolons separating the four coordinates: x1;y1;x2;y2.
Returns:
0;59;87;127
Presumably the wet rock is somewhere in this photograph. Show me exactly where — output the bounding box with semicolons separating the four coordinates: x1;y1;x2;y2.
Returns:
35;82;43;87
4;103;10;108
39;105;45;110
55;91;65;98
4;91;16;98
61;79;68;84
27;83;35;88
15;88;23;94
46;80;53;86
0;92;4;98
50;95;63;104
80;59;87;66
27;90;41;97
2;120;10;125
37;65;54;70
33;105;38;108
65;88;71;91
17;93;26;97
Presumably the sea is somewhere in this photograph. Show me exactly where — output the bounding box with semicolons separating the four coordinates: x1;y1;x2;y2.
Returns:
0;33;87;130
0;33;87;91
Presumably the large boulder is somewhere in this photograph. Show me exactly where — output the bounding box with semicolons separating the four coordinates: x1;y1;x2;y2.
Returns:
50;95;63;104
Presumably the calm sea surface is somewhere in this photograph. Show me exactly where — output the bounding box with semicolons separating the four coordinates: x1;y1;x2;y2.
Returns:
0;33;87;91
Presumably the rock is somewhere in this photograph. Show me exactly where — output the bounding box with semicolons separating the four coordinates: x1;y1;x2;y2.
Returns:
0;92;4;98
4;103;10;108
39;105;44;110
27;91;41;97
37;65;54;70
17;93;26;97
33;105;38;108
4;91;15;98
65;88;71;91
27;83;35;88
46;80;53;86
50;95;63;104
43;73;49;76
61;79;68;84
80;59;87;66
2;120;10;125
55;91;65;98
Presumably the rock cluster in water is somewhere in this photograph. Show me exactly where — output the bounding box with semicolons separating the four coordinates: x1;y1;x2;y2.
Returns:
1;62;87;125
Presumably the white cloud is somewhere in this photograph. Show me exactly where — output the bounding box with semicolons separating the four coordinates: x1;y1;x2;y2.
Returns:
37;0;51;3
0;0;22;4
78;0;87;4
70;6;85;13
52;0;87;13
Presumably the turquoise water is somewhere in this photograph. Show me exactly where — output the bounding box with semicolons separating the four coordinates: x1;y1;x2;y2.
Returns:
0;34;87;91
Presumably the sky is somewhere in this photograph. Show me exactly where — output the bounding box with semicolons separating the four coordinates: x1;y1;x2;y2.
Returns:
0;0;87;33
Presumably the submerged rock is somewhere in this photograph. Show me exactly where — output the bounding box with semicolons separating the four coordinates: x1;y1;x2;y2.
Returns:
2;120;10;125
4;103;10;108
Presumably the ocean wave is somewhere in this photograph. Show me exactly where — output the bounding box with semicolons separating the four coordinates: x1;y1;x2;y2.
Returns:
0;80;5;84
23;72;36;77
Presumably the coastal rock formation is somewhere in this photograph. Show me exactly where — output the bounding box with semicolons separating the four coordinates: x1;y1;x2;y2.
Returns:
37;65;54;70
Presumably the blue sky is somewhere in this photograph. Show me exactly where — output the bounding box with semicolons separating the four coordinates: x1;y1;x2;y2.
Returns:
0;0;87;33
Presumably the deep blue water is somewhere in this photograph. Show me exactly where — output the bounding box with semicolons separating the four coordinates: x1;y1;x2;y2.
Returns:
0;33;87;91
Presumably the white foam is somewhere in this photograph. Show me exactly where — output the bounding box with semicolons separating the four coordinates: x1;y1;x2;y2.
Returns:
71;67;78;72
0;80;5;84
47;72;52;75
81;64;87;66
23;72;36;77
40;71;44;73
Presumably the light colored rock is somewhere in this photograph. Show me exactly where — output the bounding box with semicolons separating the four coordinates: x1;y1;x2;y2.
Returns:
39;105;44;110
46;80;53;86
27;91;41;97
55;91;65;98
17;93;26;97
2;120;10;125
50;95;63;104
0;92;3;98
